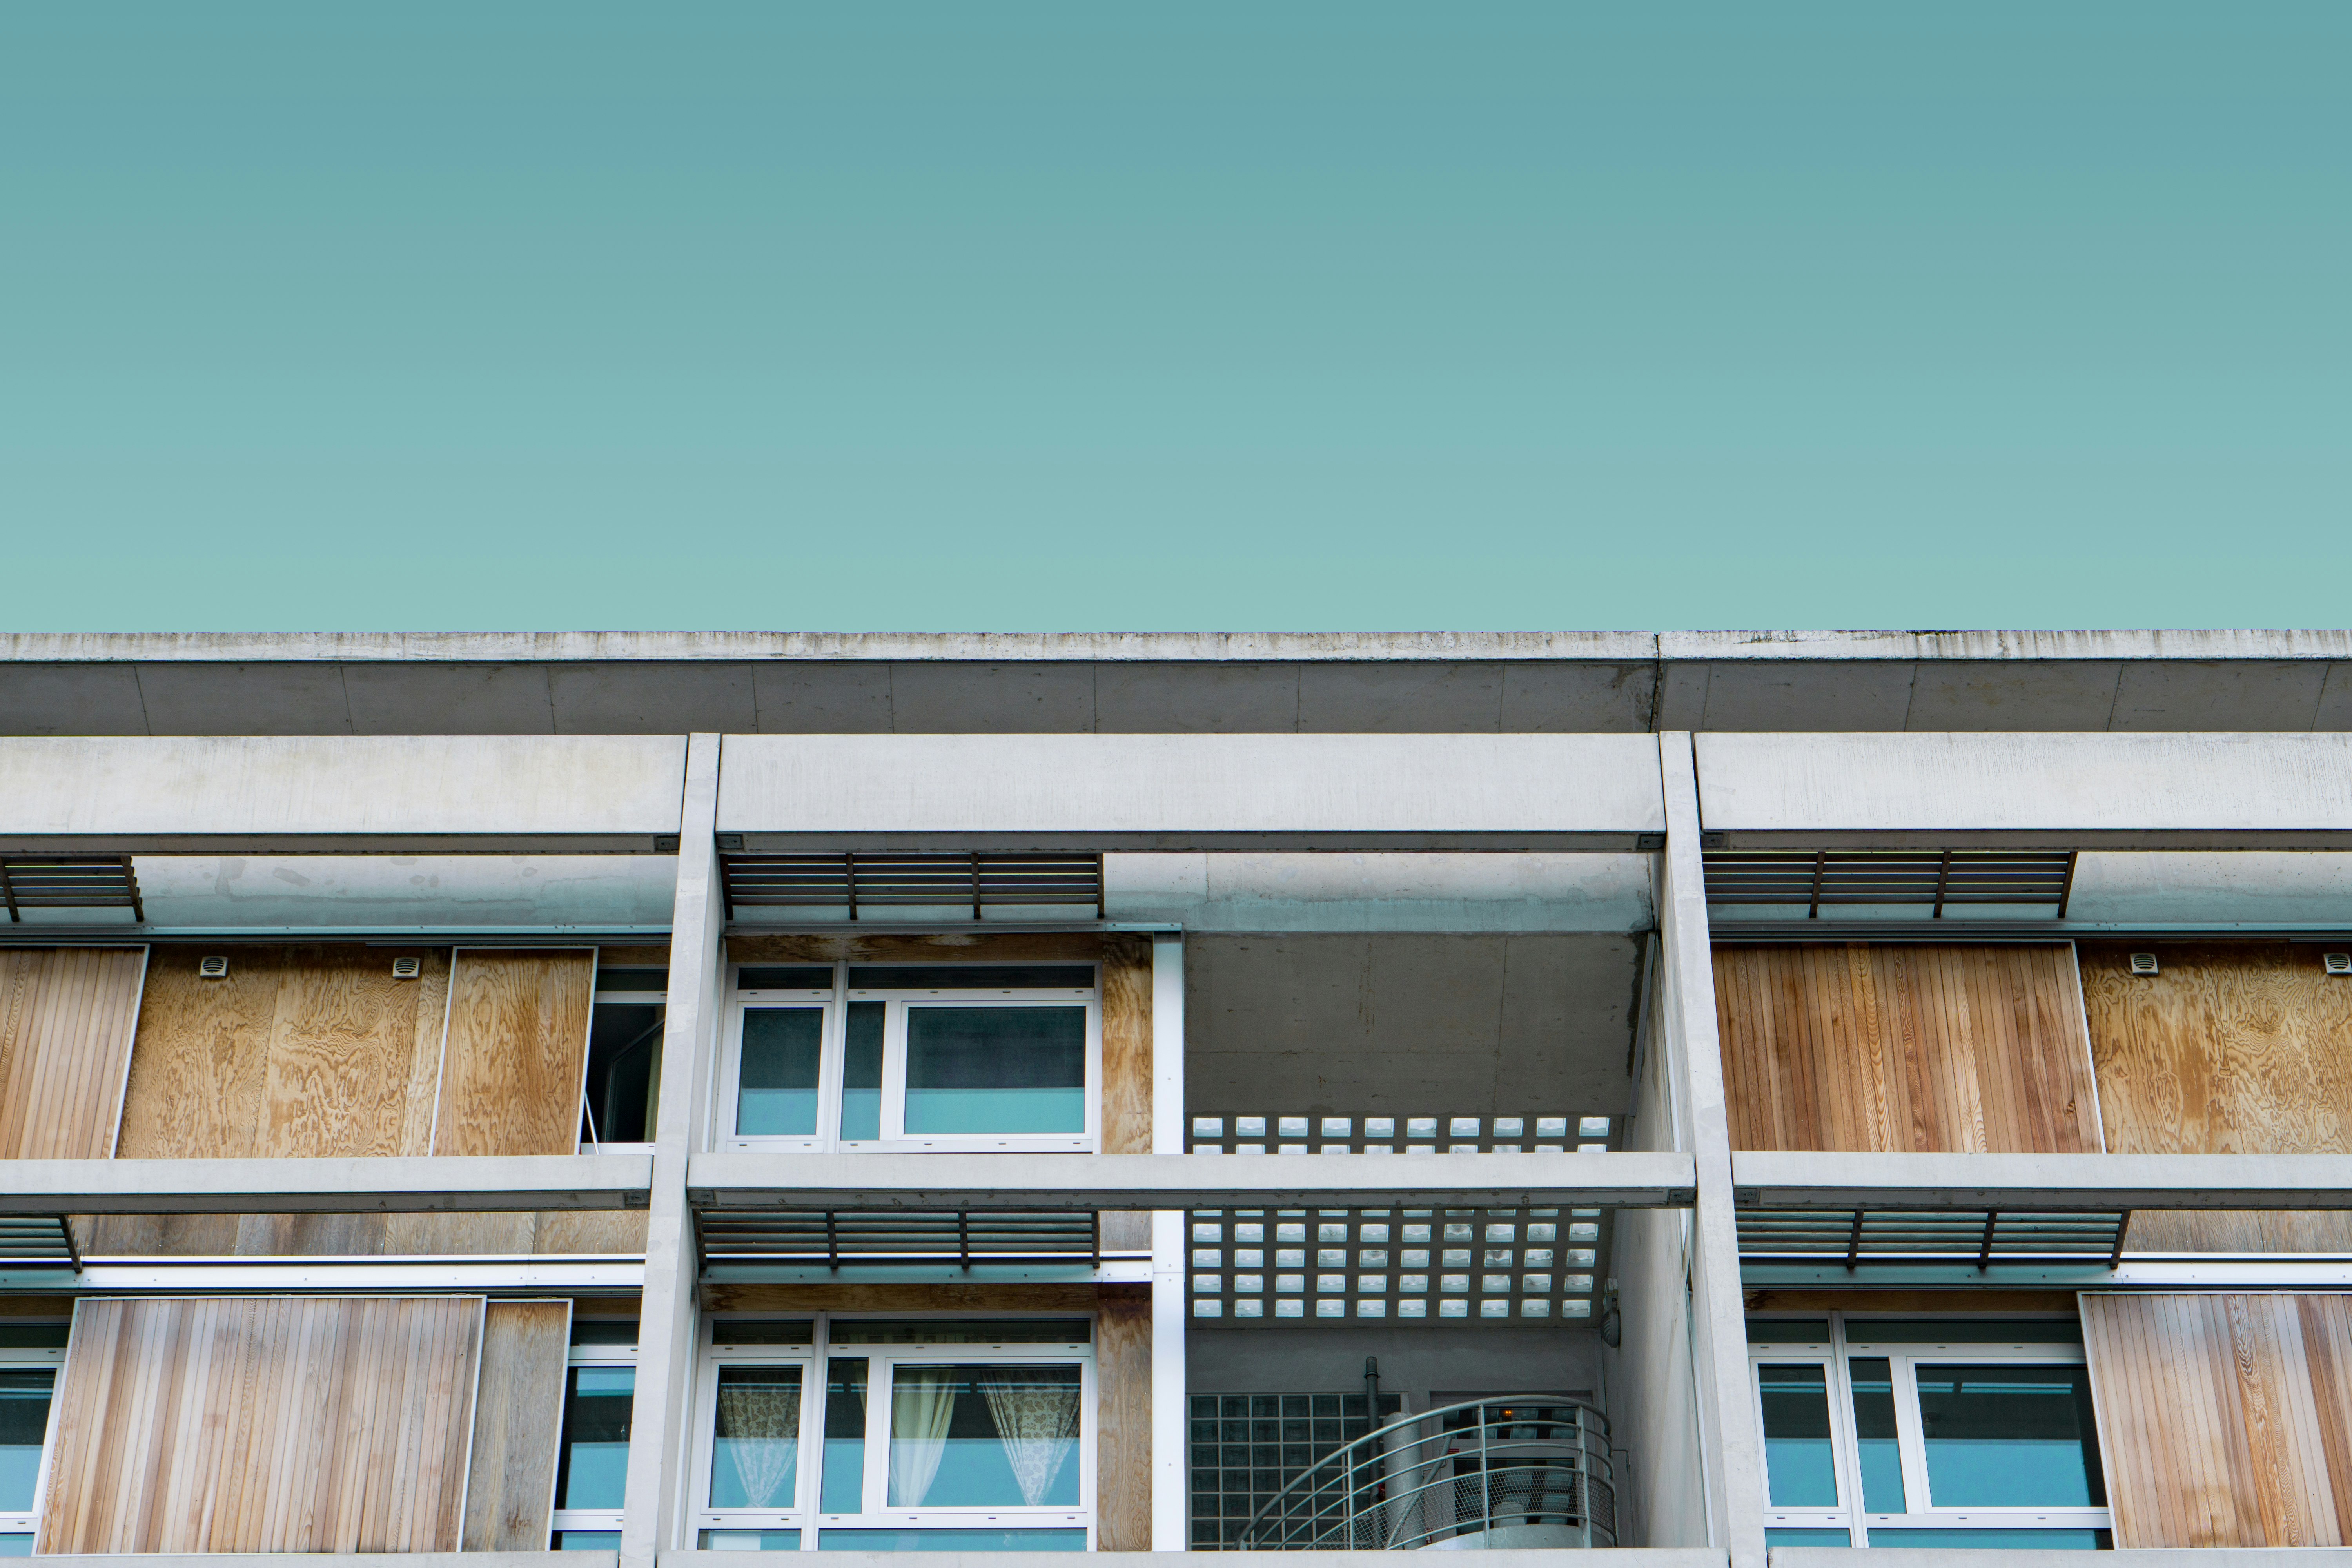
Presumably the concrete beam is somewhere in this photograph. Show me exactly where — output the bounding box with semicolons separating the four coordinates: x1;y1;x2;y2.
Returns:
0;1155;652;1214
0;735;685;849
717;734;1666;849
658;1553;1726;1568
1734;1151;2352;1210
685;1151;1697;1211
1695;732;2352;844
1769;1553;2337;1568
34;1557;605;1568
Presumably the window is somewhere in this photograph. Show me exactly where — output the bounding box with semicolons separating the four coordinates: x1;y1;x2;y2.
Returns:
550;1317;638;1549
582;967;667;1147
1749;1316;2108;1549
1188;1392;1405;1549
693;1316;1092;1551
0;1324;66;1554
720;965;1100;1152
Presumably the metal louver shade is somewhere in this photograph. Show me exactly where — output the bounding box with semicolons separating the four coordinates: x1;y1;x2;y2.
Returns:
696;1208;1100;1273
1;856;143;922
1737;1207;2127;1268
721;853;1103;920
0;1215;81;1270
1704;849;2076;918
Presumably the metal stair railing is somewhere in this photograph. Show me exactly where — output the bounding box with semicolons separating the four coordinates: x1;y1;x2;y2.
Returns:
1241;1396;1614;1551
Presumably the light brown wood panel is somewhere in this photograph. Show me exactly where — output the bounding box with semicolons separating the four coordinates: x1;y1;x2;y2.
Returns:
1094;1292;1152;1551
0;947;146;1160
463;1299;571;1551
2081;1291;2352;1547
1100;935;1152;1155
1715;943;2102;1153
114;946;279;1160
2084;942;2352;1253
432;949;595;1157
38;1294;483;1554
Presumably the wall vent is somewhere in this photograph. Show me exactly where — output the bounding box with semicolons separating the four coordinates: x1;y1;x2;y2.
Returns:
198;956;230;979
2325;953;2352;977
2129;952;2160;976
390;956;422;980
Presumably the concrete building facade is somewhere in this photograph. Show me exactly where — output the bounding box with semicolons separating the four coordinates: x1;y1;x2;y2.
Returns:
2;630;2351;1568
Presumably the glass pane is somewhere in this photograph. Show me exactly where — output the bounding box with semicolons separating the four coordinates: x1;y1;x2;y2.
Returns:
0;1371;54;1513
711;1320;815;1347
1846;1357;1905;1513
1866;1528;2107;1549
829;1319;1089;1346
841;1002;884;1142
822;1359;868;1514
552;1531;622;1551
888;1364;1082;1508
737;1009;822;1136
1767;1528;1854;1546
0;1539;33;1558
1917;1363;2103;1507
904;1008;1084;1134
555;1366;635;1510
572;1317;639;1347
739;967;835;990
849;966;1095;991
818;1528;1087;1551
1757;1364;1838;1507
699;1529;803;1550
1846;1319;2082;1347
1748;1319;1831;1344
711;1365;804;1510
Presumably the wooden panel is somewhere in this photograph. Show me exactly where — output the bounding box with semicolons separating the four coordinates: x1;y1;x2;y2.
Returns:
432;949;595;1157
1714;943;2101;1153
0;947;145;1160
1094;1292;1152;1551
2084;941;2352;1252
113;946;281;1161
463;1299;571;1551
1100;935;1152;1155
2082;1292;2352;1547
38;1294;483;1554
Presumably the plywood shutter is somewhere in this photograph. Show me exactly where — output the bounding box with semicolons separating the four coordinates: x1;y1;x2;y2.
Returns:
2081;1292;2352;1547
38;1295;483;1553
432;949;595;1156
2083;941;2352;1252
1094;1290;1152;1551
0;947;145;1160
1714;942;2102;1153
463;1298;572;1550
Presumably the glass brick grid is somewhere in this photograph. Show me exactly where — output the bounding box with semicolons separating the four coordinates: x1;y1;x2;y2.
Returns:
1186;1206;1608;1326
1189;1392;1403;1549
1186;1113;1615;1156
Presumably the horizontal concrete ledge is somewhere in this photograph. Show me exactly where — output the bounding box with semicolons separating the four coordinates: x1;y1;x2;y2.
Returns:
1735;1151;2352;1210
662;1553;1726;1568
1770;1552;2352;1568
734;832;1653;853
0;835;675;854
34;1557;608;1568
0;1155;654;1214
688;1151;1697;1211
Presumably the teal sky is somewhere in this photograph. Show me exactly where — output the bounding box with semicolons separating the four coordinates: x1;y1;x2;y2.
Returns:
4;5;2345;632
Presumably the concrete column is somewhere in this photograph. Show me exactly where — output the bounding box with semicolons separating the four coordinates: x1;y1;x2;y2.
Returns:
620;733;724;1568
1150;933;1190;1550
1657;732;1766;1568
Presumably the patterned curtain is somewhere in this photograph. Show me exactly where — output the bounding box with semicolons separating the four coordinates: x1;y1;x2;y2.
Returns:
715;1379;802;1509
979;1368;1080;1506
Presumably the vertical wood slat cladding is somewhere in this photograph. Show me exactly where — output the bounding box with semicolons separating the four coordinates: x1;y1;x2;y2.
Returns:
462;1299;571;1550
1093;1290;1152;1552
0;948;146;1160
2082;1292;2352;1547
1714;943;2102;1152
2082;941;2352;1252
431;949;596;1157
38;1295;483;1554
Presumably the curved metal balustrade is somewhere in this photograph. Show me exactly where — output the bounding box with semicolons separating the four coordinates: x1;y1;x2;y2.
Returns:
1243;1396;1614;1551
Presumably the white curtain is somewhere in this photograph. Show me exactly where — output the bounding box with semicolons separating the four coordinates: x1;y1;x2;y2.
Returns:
715;1380;803;1510
979;1368;1080;1506
890;1367;962;1506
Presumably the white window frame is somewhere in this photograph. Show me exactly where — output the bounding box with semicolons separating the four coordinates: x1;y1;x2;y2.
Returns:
717;963;1101;1154
690;1314;1096;1551
3;1327;68;1550
1749;1314;2111;1547
548;1331;639;1545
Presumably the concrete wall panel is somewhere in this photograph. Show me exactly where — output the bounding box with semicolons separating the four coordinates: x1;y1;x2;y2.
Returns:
343;664;558;735
0;664;151;736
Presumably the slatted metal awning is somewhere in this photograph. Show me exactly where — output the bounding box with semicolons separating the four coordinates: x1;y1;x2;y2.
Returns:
1;856;143;922
721;852;1104;921
0;1216;82;1270
696;1208;1100;1273
1738;1207;2127;1269
1704;849;2076;918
